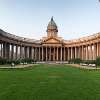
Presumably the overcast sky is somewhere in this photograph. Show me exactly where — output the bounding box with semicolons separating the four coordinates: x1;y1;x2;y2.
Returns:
0;0;100;40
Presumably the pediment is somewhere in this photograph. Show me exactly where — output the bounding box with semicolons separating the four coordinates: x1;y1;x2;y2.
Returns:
43;37;61;44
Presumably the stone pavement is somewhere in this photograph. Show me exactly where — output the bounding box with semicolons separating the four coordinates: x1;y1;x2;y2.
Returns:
0;64;34;69
68;64;100;70
0;63;100;70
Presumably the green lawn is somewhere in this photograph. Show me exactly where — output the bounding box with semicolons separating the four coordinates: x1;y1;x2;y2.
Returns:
0;64;100;100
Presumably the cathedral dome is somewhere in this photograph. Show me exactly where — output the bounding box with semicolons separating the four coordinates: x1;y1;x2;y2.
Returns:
47;17;58;32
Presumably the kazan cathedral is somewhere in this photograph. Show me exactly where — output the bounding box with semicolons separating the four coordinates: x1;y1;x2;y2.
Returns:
0;17;100;61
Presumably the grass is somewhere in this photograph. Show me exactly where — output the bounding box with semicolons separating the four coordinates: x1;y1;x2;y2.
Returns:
0;64;100;100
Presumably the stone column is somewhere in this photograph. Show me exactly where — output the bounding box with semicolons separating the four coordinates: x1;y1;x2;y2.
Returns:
71;47;73;59
0;43;2;58
78;47;80;59
25;46;27;58
60;47;62;61
75;47;77;59
6;43;10;59
54;47;56;61
29;47;32;59
22;46;24;59
95;44;97;60
42;47;43;61
20;45;22;58
34;47;35;60
93;44;95;60
33;47;35;60
2;43;4;58
35;47;37;60
23;46;25;58
49;47;51;61
3;42;6;59
27;47;29;59
93;44;96;60
16;45;18;59
68;47;70;60
34;47;36;60
39;47;40;61
31;47;33;59
6;43;8;59
1;43;3;58
80;46;82;59
38;47;39;61
4;43;6;59
82;45;84;60
86;45;88;60
53;47;54;61
57;47;58;61
21;46;23;59
84;46;86;60
98;43;100;57
97;43;99;57
0;43;1;57
90;45;92;60
64;47;65;61
46;47;47;61
11;44;14;60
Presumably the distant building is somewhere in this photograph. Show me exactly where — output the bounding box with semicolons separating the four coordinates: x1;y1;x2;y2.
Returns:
0;17;100;61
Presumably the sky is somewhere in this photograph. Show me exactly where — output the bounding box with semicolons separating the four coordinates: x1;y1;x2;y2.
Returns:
0;0;100;40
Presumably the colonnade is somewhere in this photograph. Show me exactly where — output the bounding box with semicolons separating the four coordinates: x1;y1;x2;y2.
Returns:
0;41;100;61
0;42;33;60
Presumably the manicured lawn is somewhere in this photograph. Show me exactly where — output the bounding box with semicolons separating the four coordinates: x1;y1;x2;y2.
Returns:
0;64;100;100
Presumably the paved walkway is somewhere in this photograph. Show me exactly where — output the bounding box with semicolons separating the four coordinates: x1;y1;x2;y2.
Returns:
0;64;34;69
68;64;100;70
0;63;100;70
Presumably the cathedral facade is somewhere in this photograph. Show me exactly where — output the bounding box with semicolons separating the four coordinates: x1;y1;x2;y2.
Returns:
0;17;100;61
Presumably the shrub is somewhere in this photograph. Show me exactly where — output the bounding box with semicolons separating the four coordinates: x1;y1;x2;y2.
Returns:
0;58;34;65
20;58;34;64
82;60;96;64
0;57;7;65
96;56;100;66
69;58;82;64
74;58;82;64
